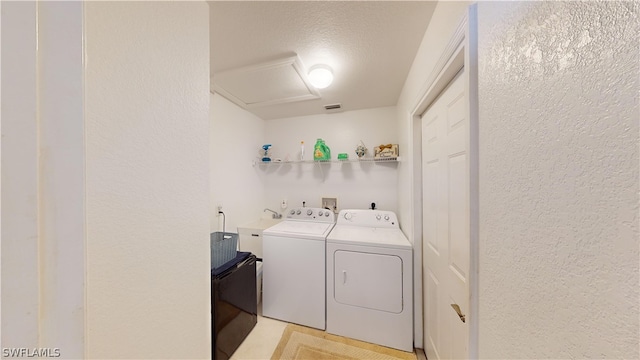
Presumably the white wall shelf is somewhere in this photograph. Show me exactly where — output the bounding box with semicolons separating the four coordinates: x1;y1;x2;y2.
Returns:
253;157;401;167
253;157;400;181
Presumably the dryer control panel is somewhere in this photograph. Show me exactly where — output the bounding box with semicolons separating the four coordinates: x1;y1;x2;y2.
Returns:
336;209;398;228
286;207;336;223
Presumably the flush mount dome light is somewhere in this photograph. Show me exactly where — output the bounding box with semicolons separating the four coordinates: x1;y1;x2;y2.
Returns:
308;65;333;89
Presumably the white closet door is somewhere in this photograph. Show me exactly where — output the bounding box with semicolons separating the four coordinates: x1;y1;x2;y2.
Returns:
422;68;470;360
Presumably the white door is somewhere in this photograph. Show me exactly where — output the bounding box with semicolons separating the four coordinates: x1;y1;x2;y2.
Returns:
422;68;470;360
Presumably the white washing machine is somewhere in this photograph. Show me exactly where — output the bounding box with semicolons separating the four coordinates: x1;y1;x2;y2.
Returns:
262;207;335;330
326;209;413;352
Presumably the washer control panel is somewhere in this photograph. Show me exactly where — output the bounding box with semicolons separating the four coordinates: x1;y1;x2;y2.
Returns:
336;209;399;228
286;207;336;222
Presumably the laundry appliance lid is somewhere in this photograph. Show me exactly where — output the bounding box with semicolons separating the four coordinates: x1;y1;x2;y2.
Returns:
326;225;411;250
264;220;335;240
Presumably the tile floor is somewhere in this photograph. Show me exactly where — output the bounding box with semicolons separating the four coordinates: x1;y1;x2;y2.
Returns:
230;302;288;360
229;301;425;360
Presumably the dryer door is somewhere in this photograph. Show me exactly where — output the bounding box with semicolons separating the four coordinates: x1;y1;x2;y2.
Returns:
334;250;403;313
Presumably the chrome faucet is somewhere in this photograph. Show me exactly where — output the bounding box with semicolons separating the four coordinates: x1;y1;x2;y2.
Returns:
264;208;282;219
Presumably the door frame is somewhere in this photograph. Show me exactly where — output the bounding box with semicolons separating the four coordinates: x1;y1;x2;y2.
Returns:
409;4;478;357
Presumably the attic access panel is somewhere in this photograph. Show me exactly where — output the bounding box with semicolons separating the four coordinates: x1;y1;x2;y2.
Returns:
212;55;320;109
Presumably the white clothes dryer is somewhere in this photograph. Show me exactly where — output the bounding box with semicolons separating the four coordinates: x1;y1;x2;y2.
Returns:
326;209;413;352
262;207;335;330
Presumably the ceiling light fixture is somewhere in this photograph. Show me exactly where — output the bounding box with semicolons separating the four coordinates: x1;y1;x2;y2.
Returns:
308;65;333;89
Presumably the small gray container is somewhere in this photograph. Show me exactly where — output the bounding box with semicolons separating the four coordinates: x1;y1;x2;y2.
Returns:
210;232;238;269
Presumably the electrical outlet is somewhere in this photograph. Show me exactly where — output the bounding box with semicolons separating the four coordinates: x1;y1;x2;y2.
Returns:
216;204;223;216
281;199;287;209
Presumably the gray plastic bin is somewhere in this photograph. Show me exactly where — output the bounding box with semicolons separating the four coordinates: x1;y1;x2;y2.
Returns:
211;232;238;269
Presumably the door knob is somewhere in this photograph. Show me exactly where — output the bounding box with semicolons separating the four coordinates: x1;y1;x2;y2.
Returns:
450;304;466;323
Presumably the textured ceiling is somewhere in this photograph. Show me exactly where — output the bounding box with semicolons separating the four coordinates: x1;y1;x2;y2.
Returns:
209;1;436;120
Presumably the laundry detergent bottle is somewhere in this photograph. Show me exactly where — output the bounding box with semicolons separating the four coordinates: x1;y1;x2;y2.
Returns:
323;140;331;160
313;138;331;161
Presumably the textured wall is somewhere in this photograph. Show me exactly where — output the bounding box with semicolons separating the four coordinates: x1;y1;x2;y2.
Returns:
264;107;399;214
210;94;265;232
477;2;639;358
210;99;398;229
85;2;210;358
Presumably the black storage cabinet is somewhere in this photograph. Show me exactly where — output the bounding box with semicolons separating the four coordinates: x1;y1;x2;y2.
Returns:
211;252;257;360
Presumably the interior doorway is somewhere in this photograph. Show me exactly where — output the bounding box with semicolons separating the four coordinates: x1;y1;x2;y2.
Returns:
410;5;478;358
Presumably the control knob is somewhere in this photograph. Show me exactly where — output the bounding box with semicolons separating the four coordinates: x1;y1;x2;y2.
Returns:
296;210;301;215
307;209;313;216
376;214;381;220
384;215;390;221
344;212;352;220
290;210;295;215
